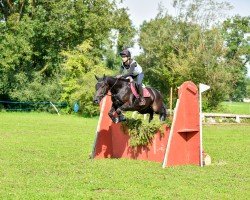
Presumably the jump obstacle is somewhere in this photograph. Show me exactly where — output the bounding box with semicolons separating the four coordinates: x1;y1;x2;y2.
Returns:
91;81;205;168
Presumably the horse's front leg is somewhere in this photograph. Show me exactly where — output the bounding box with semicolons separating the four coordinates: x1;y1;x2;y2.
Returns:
108;106;118;123
116;102;133;123
108;105;125;124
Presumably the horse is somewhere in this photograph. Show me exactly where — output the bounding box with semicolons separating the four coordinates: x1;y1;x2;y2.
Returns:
93;75;167;123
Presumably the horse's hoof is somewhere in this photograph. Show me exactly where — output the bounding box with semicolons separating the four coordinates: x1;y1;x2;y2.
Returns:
119;116;126;122
113;117;119;123
111;117;117;123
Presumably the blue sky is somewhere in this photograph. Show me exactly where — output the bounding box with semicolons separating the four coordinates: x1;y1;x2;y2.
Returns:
120;0;250;76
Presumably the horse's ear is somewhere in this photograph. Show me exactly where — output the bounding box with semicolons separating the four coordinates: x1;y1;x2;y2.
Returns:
95;75;99;81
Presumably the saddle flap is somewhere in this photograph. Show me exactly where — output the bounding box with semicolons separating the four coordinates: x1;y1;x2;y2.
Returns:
130;83;150;98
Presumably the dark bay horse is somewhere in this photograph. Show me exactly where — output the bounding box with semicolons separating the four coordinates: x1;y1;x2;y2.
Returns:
93;75;167;123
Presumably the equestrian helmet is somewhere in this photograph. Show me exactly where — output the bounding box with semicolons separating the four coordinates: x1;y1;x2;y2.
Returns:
119;49;131;58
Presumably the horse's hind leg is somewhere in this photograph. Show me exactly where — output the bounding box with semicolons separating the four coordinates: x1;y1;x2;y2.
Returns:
148;110;154;123
159;105;167;122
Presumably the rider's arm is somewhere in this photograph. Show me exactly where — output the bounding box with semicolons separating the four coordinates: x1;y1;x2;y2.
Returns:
122;62;136;78
119;65;124;74
115;66;124;78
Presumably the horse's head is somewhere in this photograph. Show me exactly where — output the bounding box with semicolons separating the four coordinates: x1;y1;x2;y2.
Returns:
93;75;110;104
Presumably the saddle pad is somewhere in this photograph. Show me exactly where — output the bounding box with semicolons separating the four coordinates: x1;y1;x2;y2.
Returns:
130;84;150;98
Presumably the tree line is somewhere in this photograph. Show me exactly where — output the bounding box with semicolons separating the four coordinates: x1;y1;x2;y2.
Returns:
0;0;249;115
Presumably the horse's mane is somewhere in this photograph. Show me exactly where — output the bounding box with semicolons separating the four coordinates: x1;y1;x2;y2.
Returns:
106;76;130;83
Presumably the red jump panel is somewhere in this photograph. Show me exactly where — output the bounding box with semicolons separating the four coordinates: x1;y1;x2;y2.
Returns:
92;81;201;167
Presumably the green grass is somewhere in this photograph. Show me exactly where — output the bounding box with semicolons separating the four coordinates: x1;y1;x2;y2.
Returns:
219;102;250;115
0;112;249;199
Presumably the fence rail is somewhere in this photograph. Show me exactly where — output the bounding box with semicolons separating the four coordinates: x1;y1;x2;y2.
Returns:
0;100;67;114
203;113;250;123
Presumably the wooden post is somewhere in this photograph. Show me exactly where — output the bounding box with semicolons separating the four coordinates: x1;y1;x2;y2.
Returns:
169;87;173;116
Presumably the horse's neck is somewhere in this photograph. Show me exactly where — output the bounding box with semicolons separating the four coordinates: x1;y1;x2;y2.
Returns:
107;77;127;94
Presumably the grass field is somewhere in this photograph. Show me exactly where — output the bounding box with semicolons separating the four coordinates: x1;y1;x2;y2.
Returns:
219;102;250;115
0;112;249;199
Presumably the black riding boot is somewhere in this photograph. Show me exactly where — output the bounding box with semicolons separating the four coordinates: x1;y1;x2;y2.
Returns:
138;84;146;106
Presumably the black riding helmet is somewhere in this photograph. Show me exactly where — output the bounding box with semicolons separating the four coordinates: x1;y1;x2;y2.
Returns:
119;49;131;58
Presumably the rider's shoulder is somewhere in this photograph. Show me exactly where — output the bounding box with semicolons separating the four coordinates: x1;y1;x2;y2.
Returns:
130;60;137;67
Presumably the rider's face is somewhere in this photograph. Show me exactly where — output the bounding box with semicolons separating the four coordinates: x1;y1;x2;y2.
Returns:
121;56;129;63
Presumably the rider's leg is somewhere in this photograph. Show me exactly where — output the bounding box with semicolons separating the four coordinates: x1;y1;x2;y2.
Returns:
137;84;145;105
136;73;145;106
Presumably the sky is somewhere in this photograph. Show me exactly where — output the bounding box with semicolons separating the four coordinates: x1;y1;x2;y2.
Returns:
120;0;250;28
119;0;250;76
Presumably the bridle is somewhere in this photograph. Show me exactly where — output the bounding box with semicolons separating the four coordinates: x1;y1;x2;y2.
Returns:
96;78;120;98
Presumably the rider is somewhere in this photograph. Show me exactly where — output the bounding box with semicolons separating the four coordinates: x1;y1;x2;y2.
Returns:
116;49;146;106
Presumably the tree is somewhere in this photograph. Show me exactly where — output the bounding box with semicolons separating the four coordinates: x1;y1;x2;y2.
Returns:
0;0;31;21
0;0;135;110
0;14;35;100
222;15;250;101
137;0;234;109
60;40;113;116
103;7;136;70
247;78;250;98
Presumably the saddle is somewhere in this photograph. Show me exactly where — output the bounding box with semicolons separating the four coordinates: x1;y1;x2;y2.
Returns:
130;82;150;98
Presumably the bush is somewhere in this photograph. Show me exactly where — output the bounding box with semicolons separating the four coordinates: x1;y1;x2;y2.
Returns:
121;113;167;147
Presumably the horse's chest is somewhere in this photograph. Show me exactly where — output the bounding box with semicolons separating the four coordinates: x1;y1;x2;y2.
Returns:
112;91;129;104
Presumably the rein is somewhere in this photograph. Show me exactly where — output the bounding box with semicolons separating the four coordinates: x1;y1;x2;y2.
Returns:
107;78;119;95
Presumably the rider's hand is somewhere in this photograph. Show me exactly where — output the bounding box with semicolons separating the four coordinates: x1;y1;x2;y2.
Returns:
116;75;122;78
126;76;133;82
